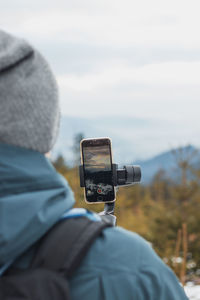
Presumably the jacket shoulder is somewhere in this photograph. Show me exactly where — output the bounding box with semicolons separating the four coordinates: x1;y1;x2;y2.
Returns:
75;226;161;273
70;226;188;300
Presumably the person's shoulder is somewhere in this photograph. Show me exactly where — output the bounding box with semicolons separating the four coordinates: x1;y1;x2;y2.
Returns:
102;225;164;269
80;225;160;274
71;225;188;299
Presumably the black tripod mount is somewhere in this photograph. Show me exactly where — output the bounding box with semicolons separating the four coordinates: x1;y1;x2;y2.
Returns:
79;164;141;226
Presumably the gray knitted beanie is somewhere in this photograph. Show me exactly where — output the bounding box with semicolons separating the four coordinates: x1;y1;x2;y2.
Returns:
0;30;60;153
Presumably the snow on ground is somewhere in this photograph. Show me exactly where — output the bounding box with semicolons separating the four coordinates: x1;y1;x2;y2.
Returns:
184;285;200;300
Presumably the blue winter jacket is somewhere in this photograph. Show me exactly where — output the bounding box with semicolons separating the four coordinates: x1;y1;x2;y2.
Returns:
0;143;188;299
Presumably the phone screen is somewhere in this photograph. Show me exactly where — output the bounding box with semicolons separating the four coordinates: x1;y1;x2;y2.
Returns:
81;138;115;203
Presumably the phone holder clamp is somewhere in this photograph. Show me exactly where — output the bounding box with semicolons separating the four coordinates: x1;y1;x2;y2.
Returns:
79;164;141;187
79;164;141;226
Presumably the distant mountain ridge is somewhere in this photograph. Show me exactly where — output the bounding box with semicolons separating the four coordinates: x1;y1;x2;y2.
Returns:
136;145;199;184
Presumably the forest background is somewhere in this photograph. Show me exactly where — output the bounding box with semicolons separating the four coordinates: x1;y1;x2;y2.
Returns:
53;135;200;286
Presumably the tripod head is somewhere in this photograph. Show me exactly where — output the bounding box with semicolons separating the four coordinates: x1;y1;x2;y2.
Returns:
79;164;141;225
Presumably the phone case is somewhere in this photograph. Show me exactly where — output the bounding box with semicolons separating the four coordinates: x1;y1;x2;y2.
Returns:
80;137;116;204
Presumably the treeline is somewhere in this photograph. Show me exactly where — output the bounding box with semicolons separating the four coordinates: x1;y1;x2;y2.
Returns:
53;149;200;284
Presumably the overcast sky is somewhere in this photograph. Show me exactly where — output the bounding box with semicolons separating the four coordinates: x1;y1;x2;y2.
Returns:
1;0;200;159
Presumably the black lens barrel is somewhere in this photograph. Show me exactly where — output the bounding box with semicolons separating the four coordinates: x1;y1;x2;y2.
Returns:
114;165;141;186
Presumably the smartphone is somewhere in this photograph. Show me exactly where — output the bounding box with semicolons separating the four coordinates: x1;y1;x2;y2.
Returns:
80;137;116;203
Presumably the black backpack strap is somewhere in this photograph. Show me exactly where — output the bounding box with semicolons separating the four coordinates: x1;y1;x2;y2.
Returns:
30;216;112;277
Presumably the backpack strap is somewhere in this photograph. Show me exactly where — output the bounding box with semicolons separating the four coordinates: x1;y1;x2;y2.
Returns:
30;216;112;277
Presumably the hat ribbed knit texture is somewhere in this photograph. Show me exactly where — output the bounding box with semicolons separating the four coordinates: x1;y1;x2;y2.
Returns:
0;30;60;153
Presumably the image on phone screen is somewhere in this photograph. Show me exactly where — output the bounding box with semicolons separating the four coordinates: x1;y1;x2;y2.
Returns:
82;139;115;203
